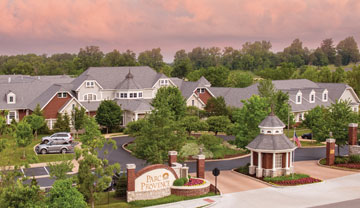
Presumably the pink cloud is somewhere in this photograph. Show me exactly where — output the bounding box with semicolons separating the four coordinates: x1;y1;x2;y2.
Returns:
0;0;359;61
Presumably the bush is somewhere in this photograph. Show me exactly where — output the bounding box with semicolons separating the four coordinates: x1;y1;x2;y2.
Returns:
115;174;127;197
334;156;349;164
124;119;147;136
173;178;187;186
349;155;360;163
235;163;250;174
197;135;222;152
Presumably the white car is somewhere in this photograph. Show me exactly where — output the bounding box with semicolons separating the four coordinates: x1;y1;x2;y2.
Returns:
41;132;73;144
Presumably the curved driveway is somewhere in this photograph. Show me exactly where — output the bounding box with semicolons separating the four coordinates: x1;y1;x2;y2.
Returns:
98;136;348;173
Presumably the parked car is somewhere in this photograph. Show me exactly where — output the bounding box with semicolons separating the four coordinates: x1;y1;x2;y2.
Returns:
301;133;312;139
41;132;73;144
35;141;73;154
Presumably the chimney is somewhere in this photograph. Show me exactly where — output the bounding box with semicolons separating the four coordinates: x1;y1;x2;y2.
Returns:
8;77;11;83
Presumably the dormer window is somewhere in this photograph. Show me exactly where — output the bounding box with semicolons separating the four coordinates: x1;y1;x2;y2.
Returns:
160;79;169;86
322;90;328;102
197;88;205;94
296;91;302;104
309;90;315;103
85;81;95;88
57;92;67;98
7;92;16;104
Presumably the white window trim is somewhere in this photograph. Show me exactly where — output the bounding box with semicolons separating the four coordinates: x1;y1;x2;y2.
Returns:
322;90;328;102
296;91;302;104
85;81;95;88
7;111;17;124
159;79;169;86
7;92;16;104
57;92;67;98
83;93;97;101
309;91;315;103
117;92;143;99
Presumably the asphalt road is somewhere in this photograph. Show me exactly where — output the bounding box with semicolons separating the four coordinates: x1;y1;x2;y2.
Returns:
31;136;349;188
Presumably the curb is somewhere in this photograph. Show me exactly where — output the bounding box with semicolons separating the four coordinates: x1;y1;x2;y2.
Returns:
230;169;324;188
122;141;251;162
316;158;360;172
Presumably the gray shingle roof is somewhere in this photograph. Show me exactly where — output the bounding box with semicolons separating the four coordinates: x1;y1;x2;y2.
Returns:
81;99;153;112
170;77;211;99
316;83;348;102
115;71;143;90
259;115;285;128
246;134;296;150
72;66;162;90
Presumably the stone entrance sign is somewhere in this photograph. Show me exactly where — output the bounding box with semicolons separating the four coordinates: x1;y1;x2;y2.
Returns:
127;164;178;202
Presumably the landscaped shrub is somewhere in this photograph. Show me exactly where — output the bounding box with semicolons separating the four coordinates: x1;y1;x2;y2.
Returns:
235;163;250;174
173;177;188;186
349;155;360;163
124;119;147;136
179;142;213;159
197;135;222;152
334;156;349;164
115;174;127;197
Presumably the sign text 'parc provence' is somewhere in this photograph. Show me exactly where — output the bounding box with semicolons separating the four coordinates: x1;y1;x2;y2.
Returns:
135;168;176;192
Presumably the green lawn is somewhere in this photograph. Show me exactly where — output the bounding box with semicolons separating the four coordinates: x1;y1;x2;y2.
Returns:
0;134;74;167
263;173;309;183
94;191;217;208
284;128;311;138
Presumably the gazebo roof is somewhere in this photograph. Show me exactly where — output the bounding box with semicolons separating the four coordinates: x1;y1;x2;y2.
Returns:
246;134;296;151
258;114;285;128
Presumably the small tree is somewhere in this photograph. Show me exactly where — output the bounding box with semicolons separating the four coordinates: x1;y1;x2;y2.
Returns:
33;104;44;116
0;115;6;136
303;106;330;142
95;100;123;134
180;116;208;136
15;121;33;159
54;113;70;132
115;174;127;198
48;159;74;180
206;116;231;136
204;96;228;116
46;179;87;208
124;119;148;136
24;114;45;139
72;107;86;138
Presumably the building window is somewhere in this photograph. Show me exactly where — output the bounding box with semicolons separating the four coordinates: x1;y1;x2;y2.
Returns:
57;92;67;98
84;93;96;101
275;154;282;168
85;81;95;88
296;91;302;104
7;93;16;104
196;88;205;94
267;130;272;134
160;79;169;86
297;95;301;103
323;92;328;101
72;104;75;110
309;91;315;103
129;93;134;98
138;92;143;98
192;100;195;106
299;113;303;121
8;111;16;124
9;96;14;103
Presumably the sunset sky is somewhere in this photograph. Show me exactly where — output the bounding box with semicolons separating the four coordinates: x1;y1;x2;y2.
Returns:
1;0;359;61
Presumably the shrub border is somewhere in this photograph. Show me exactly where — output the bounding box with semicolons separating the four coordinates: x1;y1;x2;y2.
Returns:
317;158;360;172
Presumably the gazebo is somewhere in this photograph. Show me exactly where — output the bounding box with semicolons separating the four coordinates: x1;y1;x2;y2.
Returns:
246;113;297;178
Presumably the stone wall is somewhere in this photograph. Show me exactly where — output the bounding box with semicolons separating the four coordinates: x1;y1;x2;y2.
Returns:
127;188;171;202
349;145;360;155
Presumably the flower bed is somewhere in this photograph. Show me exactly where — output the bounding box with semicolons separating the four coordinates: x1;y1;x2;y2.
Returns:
335;163;360;169
184;178;206;186
268;177;322;186
319;156;360;170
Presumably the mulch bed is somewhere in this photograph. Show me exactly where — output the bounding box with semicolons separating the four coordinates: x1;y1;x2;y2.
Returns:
268;177;322;186
334;163;360;169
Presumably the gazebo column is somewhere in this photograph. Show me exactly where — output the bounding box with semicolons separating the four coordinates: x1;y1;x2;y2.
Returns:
256;152;263;178
289;151;293;167
285;152;291;175
271;153;276;177
249;151;256;175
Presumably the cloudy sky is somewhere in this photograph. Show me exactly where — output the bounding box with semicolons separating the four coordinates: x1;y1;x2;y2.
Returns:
0;0;359;61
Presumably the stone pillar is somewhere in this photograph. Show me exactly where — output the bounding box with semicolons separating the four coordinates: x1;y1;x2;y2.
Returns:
326;139;335;166
349;123;358;145
256;152;263;178
126;164;136;192
249;151;256;175
168;151;177;166
196;154;205;179
180;164;189;179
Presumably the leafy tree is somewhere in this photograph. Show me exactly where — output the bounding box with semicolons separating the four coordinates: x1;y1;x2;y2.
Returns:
71;106;86;138
180;116;208;136
186;106;207;118
172;49;192;78
102;49;138;67
206;116;231;136
0;180;44;208
115;174;127;197
202;66;230;87
186;70;203;81
75;46;104;72
197;134;222;152
138;48;164;71
0;114;6;136
336;36;360;65
227;71;253;88
0;139;6;153
347;65;360;96
124;119;148;136
205;96;228;116
312;48;329;66
46;179;87;208
15;121;33;159
24;114;45;139
303;106;330;142
133;107;187;164
54;113;70;132
151;86;186;121
233;95;270;148
48;159;74;180
95;100;123;134
320;38;337;64
318;67;332;82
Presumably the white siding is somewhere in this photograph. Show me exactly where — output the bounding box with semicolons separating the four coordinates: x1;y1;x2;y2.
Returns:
77;82;101;101
186;94;205;109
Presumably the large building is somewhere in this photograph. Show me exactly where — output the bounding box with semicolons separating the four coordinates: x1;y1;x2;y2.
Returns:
1;66;359;129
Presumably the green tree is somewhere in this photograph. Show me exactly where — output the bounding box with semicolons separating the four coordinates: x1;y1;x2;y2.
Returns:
347;65;360;96
15;121;33;159
124;119;148;136
303;106;330;142
75;46;104;72
312;48;329;66
0;114;6;136
48;159;74;180
46;179;87;208
197;134;223;152
71;106;86;138
202;66;230;87
115;174;127;197
138;48;164;71
0;180;44;208
172;49;192;78
336;36;360;65
53;113;70;132
151;86;186;121
233;95;270;148
206;116;231;136
24;114;45;139
205;96;228;116
320;38;337;64
95;100;123;134
180;116;208;136
227;71;253;88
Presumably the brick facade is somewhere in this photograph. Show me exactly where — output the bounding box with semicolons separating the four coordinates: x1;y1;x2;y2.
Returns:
18;109;27;120
326;139;335;165
168;151;177;166
43;92;71;119
171;185;210;197
262;153;273;169
195;89;213;105
196;155;205;179
127;164;136;192
348;123;358;145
